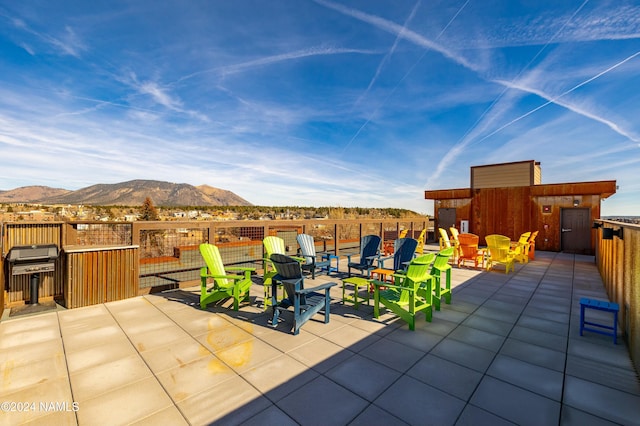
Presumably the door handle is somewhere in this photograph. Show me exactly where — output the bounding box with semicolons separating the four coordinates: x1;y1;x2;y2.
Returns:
562;228;572;232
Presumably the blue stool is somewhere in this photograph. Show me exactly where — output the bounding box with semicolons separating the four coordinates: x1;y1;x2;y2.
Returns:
579;297;619;344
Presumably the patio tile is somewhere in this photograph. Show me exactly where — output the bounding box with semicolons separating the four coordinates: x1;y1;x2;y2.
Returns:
470;376;560;426
126;325;191;353
565;354;640;394
155;354;238;402
140;336;211;374
456;405;518;426
241;354;319;402
177;375;271;425
0;350;66;394
325;354;402;401
60;324;129;353
359;336;425;372
276;375;368;426
322;323;381;352
129;406;189;425
559;405;619;426
385;325;443;352
65;338;136;374
0;336;63;369
509;324;567;352
473;305;520;323
448;325;506;352
70;354;153;402
462;314;513;337
0;377;73;425
287;337;356;373
214;338;282;373
76;376;174;425
349;404;409;426
375;375;465;425
567;338;635;371
430;338;496;373
407;354;483;401
563;375;640;425
499;338;566;372
516;314;568;336
241;405;299;426
486;354;563;400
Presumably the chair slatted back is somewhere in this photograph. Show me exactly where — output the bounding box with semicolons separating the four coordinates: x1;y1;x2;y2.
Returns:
199;243;231;288
360;235;381;266
393;238;418;271
485;234;511;261
296;234;316;266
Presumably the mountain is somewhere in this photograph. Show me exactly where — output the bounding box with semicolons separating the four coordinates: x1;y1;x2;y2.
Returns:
0;180;252;206
0;185;71;203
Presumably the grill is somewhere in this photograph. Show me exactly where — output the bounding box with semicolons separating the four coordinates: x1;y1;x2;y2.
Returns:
7;244;59;305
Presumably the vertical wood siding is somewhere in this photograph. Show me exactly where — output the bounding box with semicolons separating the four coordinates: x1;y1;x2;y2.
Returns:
65;246;139;309
596;221;640;374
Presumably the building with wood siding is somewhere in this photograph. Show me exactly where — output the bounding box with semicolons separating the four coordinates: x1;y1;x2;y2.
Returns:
424;160;616;254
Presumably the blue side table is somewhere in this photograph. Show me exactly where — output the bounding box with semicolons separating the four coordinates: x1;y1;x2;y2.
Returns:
579;297;619;344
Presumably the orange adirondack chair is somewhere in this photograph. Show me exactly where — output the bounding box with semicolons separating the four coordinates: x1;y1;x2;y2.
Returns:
528;231;539;260
457;233;483;269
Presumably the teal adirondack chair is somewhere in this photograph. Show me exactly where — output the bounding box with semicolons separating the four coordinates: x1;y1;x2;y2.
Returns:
262;236;304;310
347;234;381;277
373;253;435;331
432;247;454;310
269;253;337;335
199;243;254;310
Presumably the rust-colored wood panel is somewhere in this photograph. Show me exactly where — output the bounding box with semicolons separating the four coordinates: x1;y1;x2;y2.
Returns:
530;181;616;197
64;246;139;309
596;222;640;374
425;188;472;199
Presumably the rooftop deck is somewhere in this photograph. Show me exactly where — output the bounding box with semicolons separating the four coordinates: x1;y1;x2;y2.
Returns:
1;248;639;425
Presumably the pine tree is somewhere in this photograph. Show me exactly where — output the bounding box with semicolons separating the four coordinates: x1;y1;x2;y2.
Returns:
140;197;159;221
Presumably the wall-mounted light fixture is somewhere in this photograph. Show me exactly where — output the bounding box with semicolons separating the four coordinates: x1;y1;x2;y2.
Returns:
602;228;624;240
573;199;580;207
592;222;603;229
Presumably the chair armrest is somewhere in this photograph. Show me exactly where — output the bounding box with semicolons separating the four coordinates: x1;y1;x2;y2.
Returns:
377;255;393;267
370;279;416;293
225;267;255;272
202;273;244;281
298;282;337;294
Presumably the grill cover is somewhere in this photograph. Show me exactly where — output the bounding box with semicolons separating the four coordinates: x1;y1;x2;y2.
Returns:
7;244;59;275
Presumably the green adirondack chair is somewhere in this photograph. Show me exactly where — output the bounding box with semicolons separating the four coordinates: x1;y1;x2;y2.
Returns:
199;243;254;310
373;253;435;331
431;247;454;310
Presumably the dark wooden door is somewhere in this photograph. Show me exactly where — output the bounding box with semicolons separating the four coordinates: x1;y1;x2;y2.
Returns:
561;208;591;254
438;208;456;231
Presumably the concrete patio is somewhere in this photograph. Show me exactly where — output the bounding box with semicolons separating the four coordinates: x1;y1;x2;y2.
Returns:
1;249;639;425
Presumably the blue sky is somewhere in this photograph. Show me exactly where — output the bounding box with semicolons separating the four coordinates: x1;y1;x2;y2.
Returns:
1;1;639;215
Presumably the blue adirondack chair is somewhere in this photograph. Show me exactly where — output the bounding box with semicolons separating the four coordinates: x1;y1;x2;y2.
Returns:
377;237;419;273
269;253;337;335
346;234;381;277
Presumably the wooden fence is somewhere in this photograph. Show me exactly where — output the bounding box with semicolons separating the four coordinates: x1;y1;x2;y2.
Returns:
594;220;640;373
1;218;432;313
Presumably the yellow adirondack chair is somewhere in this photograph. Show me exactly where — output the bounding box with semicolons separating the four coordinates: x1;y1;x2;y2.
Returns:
485;234;515;274
511;232;531;264
413;228;427;255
